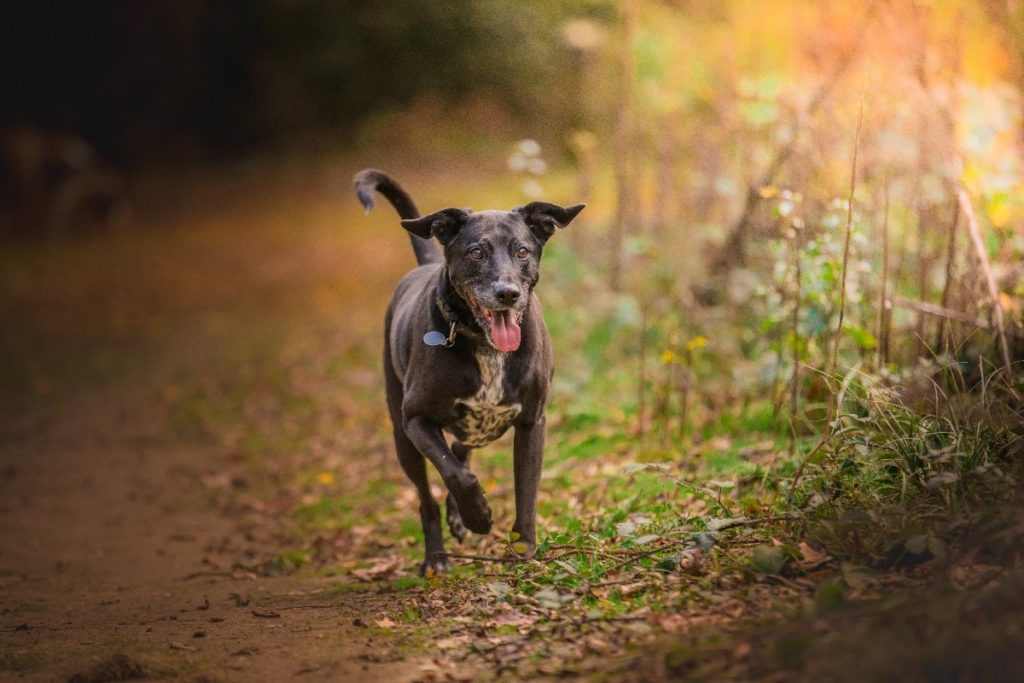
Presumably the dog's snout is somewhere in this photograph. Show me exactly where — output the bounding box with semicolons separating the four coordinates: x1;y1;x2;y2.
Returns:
495;284;521;305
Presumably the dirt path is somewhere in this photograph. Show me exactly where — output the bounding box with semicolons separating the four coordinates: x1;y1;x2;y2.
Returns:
0;373;426;681
0;161;458;681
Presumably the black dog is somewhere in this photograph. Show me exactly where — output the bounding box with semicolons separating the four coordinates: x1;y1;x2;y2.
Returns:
353;169;583;575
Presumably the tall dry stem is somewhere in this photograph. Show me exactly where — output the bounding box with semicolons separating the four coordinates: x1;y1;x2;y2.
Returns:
636;307;648;438
789;224;802;454
936;197;960;353
876;179;891;369
830;99;864;415
957;189;1012;375
609;0;638;292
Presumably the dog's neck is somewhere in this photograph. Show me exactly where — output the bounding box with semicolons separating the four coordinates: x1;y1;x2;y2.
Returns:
435;268;483;344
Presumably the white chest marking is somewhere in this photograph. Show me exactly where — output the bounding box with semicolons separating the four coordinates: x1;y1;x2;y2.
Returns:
451;351;521;447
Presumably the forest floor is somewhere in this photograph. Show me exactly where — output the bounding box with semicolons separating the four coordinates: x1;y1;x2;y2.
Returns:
2;158;1023;682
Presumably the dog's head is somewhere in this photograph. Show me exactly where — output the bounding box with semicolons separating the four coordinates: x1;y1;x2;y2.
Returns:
401;202;584;352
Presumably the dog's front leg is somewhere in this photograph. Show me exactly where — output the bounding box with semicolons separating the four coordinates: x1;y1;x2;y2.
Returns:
404;416;493;535
511;416;545;557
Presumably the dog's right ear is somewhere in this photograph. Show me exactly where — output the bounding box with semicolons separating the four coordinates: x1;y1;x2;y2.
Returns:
401;208;469;246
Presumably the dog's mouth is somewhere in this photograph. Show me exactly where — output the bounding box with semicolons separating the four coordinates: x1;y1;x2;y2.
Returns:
467;297;524;353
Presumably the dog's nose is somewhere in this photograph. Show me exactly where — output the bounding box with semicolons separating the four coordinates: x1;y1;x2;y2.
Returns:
495;285;521;305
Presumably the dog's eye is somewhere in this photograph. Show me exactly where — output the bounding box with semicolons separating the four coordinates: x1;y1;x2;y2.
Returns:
468;247;484;260
516;247;530;260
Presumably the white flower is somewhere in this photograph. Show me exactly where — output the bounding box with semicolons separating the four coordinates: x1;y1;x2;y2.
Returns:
517;139;541;157
521;179;544;198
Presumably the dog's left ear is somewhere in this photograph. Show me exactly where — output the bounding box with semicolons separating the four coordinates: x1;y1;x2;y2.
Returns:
517;202;585;244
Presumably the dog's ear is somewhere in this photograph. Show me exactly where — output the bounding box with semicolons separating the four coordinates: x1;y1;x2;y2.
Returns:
517;202;585;244
401;208;469;246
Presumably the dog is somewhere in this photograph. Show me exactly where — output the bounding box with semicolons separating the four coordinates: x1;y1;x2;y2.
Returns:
353;169;584;575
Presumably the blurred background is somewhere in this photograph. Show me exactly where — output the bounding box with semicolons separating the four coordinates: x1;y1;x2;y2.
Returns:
2;0;1021;423
3;2;1024;679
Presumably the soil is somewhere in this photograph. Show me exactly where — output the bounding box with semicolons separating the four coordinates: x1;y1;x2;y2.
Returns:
0;162;446;682
0;377;426;682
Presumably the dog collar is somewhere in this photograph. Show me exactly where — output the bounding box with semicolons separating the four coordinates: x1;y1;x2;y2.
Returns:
424;272;481;348
423;320;456;347
425;293;458;347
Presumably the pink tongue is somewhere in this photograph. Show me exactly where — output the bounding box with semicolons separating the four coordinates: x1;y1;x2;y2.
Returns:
491;310;521;352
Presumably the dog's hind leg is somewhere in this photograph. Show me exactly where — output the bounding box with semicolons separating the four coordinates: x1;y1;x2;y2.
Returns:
393;428;449;575
445;441;472;544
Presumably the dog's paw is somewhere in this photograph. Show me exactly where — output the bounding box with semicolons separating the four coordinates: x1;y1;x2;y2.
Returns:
447;470;493;535
446;494;467;544
419;551;451;577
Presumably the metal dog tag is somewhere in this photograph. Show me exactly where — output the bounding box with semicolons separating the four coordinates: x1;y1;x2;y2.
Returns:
423;330;448;346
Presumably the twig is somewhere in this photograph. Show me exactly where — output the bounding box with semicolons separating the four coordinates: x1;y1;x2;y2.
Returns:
574;614;649;625
182;570;233;581
892;297;989;329
586;578;635;589
636;306;648;438
711;514;802;530
877;177;891;369
785;430;833;507
789;218;803;454
594;514;802;578
936;196;961;352
830;98;864;415
957;189;1012;375
439;551;523;564
595;538;693;578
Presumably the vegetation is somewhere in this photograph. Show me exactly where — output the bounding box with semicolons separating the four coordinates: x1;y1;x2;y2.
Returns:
3;0;1024;680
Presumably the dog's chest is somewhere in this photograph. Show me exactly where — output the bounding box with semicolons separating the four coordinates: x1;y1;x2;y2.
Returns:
449;352;522;447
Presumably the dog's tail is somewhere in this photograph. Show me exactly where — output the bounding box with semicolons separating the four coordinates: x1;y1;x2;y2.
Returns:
353;169;441;266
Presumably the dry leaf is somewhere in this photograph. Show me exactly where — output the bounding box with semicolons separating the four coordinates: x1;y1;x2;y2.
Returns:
798;542;832;570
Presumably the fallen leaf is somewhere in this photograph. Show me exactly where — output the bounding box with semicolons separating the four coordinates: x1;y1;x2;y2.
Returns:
615;521;637;538
486;581;512;598
678;547;705;576
656;613;689;634
350;555;404;582
534;588;564;609
487;610;537;629
797;542;831;570
633;534;661;545
840;562;877;589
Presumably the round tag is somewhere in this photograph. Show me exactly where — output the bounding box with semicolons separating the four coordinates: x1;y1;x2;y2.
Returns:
423;330;447;346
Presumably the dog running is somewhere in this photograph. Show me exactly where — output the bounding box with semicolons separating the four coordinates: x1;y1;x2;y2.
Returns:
353;169;584;574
